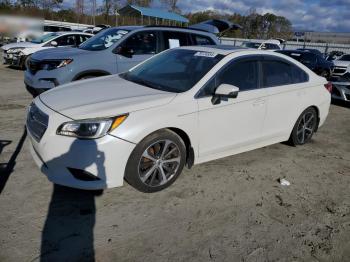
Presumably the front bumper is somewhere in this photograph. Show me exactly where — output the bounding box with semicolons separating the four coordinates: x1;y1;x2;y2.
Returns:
24;65;71;95
27;98;136;190
331;82;350;102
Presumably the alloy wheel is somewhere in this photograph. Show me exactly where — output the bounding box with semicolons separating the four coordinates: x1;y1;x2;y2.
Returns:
296;111;316;144
138;139;181;187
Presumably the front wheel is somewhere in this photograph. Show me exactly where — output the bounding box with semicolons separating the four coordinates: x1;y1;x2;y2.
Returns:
125;129;186;193
289;107;317;146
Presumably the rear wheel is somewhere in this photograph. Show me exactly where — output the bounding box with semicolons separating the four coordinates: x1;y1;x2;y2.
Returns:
125;129;186;193
289;107;317;146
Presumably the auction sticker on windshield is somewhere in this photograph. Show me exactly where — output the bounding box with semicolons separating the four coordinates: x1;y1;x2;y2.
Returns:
194;51;217;58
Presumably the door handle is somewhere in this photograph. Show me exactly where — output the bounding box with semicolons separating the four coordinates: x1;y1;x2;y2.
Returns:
253;99;266;106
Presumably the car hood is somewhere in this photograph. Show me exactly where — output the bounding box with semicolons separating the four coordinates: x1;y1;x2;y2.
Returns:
39;75;177;119
32;47;91;60
1;42;38;51
333;60;350;67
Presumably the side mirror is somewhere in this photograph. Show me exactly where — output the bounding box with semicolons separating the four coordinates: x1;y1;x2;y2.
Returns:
114;46;134;58
50;41;58;47
212;84;239;105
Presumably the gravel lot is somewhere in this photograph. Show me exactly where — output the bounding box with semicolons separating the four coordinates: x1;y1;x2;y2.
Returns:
0;64;349;262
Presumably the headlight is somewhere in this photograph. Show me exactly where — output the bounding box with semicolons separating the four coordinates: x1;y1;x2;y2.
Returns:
42;59;73;70
56;114;128;139
7;47;25;54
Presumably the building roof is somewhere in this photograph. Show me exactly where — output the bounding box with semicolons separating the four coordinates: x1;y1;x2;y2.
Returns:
118;5;189;23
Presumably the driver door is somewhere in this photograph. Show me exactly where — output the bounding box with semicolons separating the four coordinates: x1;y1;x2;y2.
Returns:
197;57;267;160
116;31;158;73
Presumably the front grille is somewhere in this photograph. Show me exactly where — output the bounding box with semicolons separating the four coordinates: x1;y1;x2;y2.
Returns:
333;67;347;74
26;103;49;142
28;59;42;75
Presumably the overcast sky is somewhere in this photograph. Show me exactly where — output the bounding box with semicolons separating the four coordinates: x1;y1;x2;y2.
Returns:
64;0;350;32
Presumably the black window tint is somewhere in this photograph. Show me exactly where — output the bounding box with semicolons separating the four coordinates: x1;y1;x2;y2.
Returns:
218;60;259;91
301;53;317;64
76;35;90;45
163;31;190;49
123;31;157;55
262;60;308;87
193;34;215;45
55;35;76;46
265;43;279;50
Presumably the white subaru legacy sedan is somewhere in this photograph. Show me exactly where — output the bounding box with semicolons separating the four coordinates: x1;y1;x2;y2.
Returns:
27;46;331;192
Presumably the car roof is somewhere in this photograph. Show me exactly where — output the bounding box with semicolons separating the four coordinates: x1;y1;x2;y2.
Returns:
278;50;311;55
179;45;248;55
108;25;217;37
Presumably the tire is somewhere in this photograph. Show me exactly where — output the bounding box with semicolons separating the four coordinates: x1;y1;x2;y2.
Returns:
289;107;318;146
125;129;186;193
21;55;30;70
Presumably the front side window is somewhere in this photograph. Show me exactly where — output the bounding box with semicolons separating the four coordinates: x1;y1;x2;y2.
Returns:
218;60;259;91
163;31;190;50
262;59;308;87
199;59;260;97
79;28;130;51
120;49;224;93
31;33;59;44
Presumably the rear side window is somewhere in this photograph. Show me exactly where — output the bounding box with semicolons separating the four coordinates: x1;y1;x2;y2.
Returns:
162;31;191;49
76;35;91;45
192;34;215;45
55;35;76;46
122;31;157;55
262;60;308;87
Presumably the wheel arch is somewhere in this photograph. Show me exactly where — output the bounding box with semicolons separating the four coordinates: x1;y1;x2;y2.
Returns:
72;70;111;81
167;127;195;168
310;105;320;132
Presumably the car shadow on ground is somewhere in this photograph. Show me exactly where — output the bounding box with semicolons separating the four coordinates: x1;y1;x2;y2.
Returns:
39;139;106;261
331;99;350;109
0;128;27;194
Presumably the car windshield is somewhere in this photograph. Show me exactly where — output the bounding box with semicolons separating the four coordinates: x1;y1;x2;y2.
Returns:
120;49;224;93
30;33;60;44
241;42;260;48
79;28;130;51
339;54;350;61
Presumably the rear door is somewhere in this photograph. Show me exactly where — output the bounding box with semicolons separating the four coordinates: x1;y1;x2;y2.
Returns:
116;30;158;73
260;56;309;140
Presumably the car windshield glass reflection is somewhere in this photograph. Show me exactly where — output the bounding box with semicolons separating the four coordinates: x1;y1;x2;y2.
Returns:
120;49;224;93
79;28;129;51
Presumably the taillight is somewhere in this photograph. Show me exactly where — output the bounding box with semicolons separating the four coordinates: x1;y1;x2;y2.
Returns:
324;82;332;93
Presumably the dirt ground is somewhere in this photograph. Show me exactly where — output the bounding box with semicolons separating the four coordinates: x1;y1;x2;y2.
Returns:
0;64;349;262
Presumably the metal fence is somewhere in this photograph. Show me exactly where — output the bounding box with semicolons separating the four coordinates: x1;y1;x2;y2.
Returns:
220;37;350;55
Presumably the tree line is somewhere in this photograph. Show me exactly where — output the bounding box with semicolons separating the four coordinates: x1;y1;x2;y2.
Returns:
0;0;293;39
